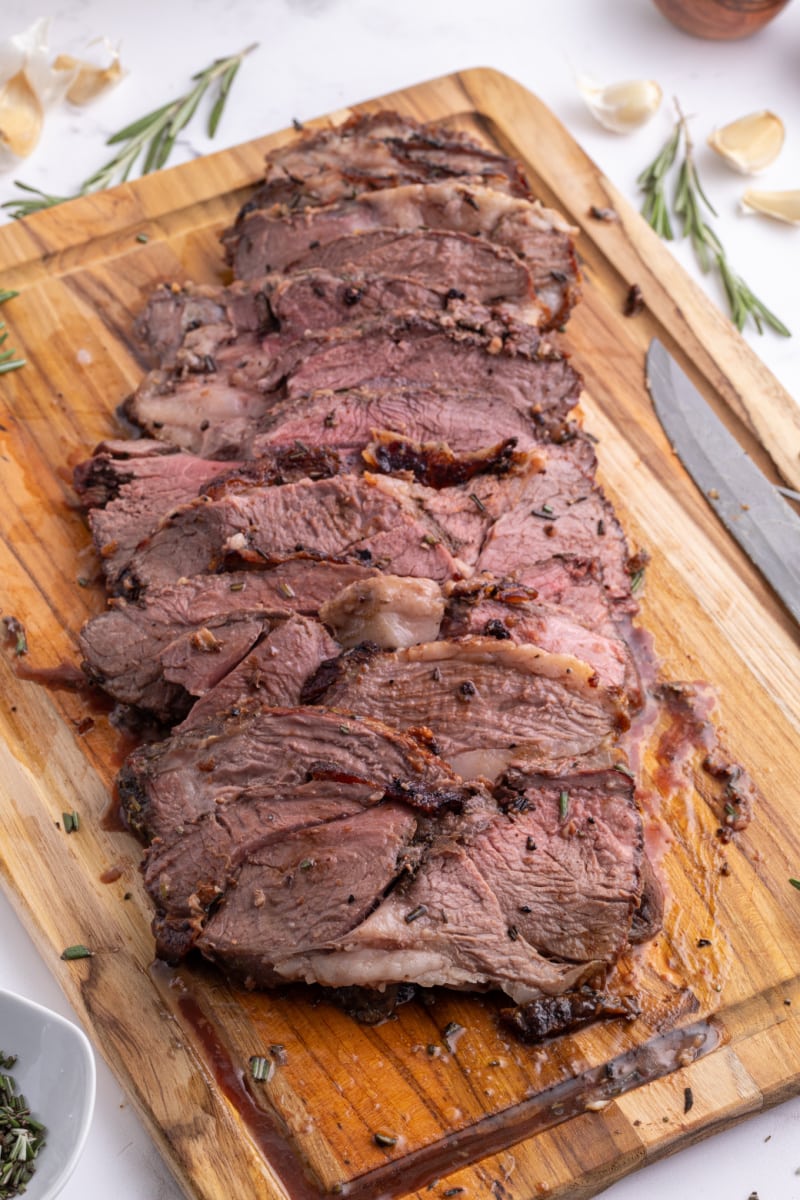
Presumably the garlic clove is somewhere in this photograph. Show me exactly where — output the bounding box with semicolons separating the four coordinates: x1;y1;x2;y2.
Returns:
0;18;77;163
54;43;125;106
0;69;44;159
741;188;800;225
579;77;662;134
707;110;785;174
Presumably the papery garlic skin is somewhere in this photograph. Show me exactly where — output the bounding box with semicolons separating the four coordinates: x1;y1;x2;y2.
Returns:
0;19;77;164
741;188;800;226
579;77;662;134
708;111;785;175
54;41;125;107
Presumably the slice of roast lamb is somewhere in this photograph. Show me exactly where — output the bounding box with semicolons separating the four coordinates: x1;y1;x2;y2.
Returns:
441;577;637;701
136;262;535;378
117;703;466;842
256;313;580;439
118;473;468;597
196;801;421;986
264;237;543;324
75;448;241;585
207;782;637;1003
145;785;414;963
176;614;337;731
197;800;595;1001
125;306;581;457
226;181;579;328
79;560;377;717
230;111;532;218
251;384;565;463
79;444;339;587
301;638;629;780
119;445;635;609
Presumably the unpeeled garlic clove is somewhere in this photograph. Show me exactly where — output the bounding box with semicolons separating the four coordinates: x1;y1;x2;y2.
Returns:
741;188;800;225
707;110;784;174
0;18;76;163
54;42;125;106
0;69;43;159
579;77;662;134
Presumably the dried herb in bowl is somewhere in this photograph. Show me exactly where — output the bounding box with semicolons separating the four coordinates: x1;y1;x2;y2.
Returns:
0;1052;46;1198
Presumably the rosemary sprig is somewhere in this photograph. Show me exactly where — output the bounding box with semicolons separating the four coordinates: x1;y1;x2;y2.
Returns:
0;291;25;375
636;123;680;240
639;109;790;337
3;44;257;220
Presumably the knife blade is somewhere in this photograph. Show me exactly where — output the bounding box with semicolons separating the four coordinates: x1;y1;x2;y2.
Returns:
645;338;800;626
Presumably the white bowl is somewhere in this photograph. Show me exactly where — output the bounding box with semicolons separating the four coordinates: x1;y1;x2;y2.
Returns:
0;989;96;1200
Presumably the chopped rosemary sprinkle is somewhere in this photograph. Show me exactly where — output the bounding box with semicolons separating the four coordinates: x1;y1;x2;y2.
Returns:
683;1085;694;1114
338;723;352;735
469;492;487;513
0;1052;46;1197
249;1055;274;1083
613;763;636;779
62;810;80;834
559;790;570;821
790;879;800;891
3;618;27;656
404;904;428;924
278;581;296;598
373;1131;398;1148
298;858;314;871
531;506;556;520
630;567;645;594
229;581;245;591
136;233;149;243
60;944;93;960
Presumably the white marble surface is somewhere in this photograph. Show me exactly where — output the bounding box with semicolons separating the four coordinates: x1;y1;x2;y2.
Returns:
1;2;800;1198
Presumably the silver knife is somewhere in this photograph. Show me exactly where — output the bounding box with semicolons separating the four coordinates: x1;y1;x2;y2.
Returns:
645;338;800;626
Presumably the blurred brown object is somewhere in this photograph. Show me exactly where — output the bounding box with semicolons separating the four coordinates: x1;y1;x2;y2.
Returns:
653;0;792;39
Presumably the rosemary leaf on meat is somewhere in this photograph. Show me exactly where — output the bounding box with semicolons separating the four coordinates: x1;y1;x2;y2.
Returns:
790;878;800;891
638;107;790;337
3;44;258;220
0;291;25;375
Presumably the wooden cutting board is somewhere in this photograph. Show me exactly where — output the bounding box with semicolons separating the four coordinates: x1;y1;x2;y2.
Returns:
2;67;800;1200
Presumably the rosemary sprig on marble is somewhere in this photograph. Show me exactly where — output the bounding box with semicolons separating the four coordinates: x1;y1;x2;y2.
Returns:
3;44;257;219
638;109;790;337
0;291;25;375
636;123;680;240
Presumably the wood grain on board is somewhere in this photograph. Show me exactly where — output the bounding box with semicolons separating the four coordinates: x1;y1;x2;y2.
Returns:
1;67;799;1200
